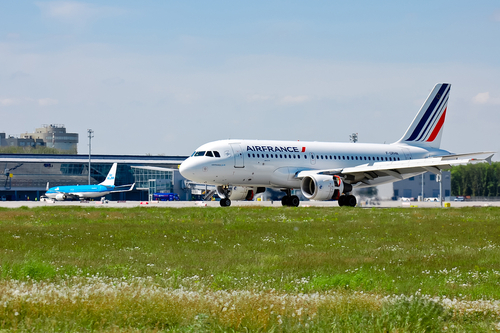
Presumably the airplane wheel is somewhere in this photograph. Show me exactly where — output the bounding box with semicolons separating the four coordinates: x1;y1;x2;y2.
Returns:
338;195;345;207
220;198;231;207
281;196;290;206
290;195;300;207
346;195;357;207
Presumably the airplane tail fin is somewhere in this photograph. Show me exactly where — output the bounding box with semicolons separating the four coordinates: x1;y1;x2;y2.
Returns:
99;163;117;186
396;83;451;149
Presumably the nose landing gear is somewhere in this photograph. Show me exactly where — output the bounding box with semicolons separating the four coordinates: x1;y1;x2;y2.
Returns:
220;198;231;207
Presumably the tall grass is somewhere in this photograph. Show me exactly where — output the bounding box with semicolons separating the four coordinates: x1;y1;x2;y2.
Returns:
0;206;499;331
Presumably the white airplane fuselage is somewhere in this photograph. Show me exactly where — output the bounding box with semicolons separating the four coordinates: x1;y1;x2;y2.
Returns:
179;139;450;189
179;83;491;207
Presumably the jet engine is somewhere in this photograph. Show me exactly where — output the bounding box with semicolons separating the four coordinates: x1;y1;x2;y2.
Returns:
216;186;257;201
301;175;350;201
55;193;67;201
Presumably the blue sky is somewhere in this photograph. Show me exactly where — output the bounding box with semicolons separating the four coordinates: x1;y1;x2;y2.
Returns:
1;1;499;156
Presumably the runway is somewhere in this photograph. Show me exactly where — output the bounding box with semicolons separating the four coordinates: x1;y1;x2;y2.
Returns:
1;200;499;209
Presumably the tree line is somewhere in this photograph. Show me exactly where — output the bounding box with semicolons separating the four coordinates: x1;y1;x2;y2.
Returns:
451;162;500;197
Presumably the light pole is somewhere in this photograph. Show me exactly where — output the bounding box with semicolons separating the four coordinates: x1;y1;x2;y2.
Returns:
88;129;94;185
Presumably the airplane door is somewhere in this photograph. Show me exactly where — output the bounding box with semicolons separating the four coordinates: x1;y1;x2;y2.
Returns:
229;143;245;168
310;152;316;165
402;148;412;160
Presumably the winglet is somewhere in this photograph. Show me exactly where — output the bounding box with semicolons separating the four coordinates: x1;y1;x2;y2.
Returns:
486;154;493;165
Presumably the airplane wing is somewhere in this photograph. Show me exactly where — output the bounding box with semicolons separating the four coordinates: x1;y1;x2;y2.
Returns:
109;183;135;193
296;153;494;187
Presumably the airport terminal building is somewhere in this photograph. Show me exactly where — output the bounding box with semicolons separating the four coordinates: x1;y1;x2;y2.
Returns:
0;154;189;201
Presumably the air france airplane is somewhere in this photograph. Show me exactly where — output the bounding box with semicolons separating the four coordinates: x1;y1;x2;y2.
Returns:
45;163;135;201
180;83;493;207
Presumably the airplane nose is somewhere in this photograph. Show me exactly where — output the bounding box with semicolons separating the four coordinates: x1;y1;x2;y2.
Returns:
179;158;196;179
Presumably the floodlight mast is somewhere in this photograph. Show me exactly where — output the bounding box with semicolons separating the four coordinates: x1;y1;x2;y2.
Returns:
88;129;94;185
349;133;358;143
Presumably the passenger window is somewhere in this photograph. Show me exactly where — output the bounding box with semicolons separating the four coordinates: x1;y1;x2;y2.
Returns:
280;154;283;158
252;154;255;158
248;153;251;157
304;155;307;159
266;154;269;158
377;157;380;161
342;156;345;160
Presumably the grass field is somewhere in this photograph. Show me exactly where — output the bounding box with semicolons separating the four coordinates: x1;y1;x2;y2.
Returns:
1;206;499;332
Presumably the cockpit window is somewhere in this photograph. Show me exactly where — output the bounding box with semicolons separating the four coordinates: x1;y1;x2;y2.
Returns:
193;151;205;157
205;151;214;157
214;151;220;157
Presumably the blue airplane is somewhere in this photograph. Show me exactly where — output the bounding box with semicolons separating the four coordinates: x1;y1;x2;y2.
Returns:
45;163;135;201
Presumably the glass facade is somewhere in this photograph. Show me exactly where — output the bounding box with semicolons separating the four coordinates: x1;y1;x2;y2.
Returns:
130;166;174;190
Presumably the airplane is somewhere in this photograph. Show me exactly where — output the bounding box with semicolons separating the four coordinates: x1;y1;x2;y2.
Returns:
45;163;135;201
179;83;494;207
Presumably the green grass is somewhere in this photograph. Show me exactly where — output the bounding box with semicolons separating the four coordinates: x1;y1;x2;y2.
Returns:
0;206;500;331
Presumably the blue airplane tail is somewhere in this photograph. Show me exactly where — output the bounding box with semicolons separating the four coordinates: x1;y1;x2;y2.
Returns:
99;163;118;186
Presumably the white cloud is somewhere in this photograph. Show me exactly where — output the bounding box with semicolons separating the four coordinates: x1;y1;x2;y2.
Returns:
494;11;500;22
10;71;30;80
473;92;490;104
279;95;310;105
0;98;19;106
472;92;500;105
6;33;20;39
38;98;59;106
36;1;124;25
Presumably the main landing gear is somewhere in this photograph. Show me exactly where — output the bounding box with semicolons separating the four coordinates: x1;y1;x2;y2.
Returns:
338;194;357;207
281;189;300;207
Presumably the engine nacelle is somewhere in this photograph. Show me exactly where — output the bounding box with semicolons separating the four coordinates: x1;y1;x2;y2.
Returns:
301;175;344;201
216;186;256;201
55;193;67;201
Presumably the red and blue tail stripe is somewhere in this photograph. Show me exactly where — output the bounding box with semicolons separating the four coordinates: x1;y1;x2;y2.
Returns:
397;83;451;149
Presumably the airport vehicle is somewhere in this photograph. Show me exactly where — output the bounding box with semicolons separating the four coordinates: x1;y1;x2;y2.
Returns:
45;163;135;201
180;83;493;207
153;193;180;201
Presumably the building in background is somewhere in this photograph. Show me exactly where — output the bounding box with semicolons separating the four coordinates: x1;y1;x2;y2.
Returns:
0;133;45;148
0;154;189;201
1;124;79;153
21;124;78;152
392;171;451;200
